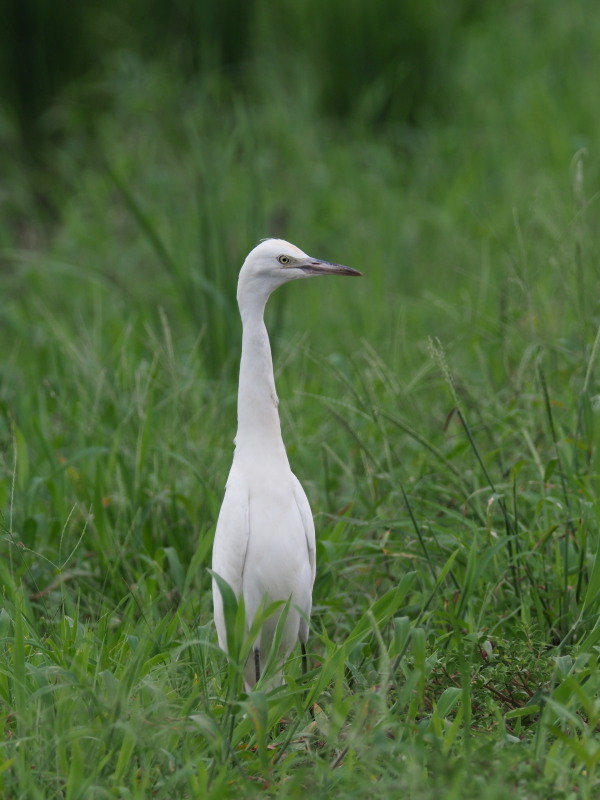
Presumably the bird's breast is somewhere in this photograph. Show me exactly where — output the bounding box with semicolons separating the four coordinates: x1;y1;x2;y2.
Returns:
244;482;309;574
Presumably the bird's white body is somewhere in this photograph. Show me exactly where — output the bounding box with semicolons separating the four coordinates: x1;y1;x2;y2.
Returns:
212;239;360;689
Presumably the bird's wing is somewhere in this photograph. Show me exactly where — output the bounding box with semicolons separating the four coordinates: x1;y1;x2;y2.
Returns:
291;473;316;584
212;474;250;595
211;468;250;649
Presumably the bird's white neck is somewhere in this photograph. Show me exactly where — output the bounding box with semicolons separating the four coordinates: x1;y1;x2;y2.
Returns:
235;289;288;461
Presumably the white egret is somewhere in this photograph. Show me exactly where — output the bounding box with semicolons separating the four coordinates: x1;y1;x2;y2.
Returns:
212;239;361;690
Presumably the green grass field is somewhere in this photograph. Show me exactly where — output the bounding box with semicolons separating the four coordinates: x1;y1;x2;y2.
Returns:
1;3;600;797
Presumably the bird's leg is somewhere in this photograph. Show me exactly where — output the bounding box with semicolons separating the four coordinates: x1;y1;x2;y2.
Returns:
301;642;315;721
254;649;261;685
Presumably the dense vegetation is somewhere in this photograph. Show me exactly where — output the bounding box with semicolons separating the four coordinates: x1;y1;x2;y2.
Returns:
1;2;599;797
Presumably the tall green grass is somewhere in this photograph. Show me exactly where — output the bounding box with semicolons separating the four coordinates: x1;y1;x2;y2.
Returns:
1;2;600;797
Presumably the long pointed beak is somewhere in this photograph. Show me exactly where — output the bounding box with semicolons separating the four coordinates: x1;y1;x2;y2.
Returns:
299;258;362;277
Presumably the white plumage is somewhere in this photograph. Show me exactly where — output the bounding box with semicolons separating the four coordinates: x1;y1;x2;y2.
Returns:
211;239;360;690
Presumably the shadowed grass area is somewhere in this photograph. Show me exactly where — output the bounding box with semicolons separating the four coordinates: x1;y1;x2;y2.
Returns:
1;2;600;797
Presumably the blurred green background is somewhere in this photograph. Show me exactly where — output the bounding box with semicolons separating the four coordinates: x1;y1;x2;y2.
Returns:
1;2;600;797
1;0;597;360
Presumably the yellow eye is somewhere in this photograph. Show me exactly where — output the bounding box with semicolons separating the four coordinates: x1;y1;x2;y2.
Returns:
278;255;290;265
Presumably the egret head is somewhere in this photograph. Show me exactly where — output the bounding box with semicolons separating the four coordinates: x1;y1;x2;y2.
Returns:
237;239;361;308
